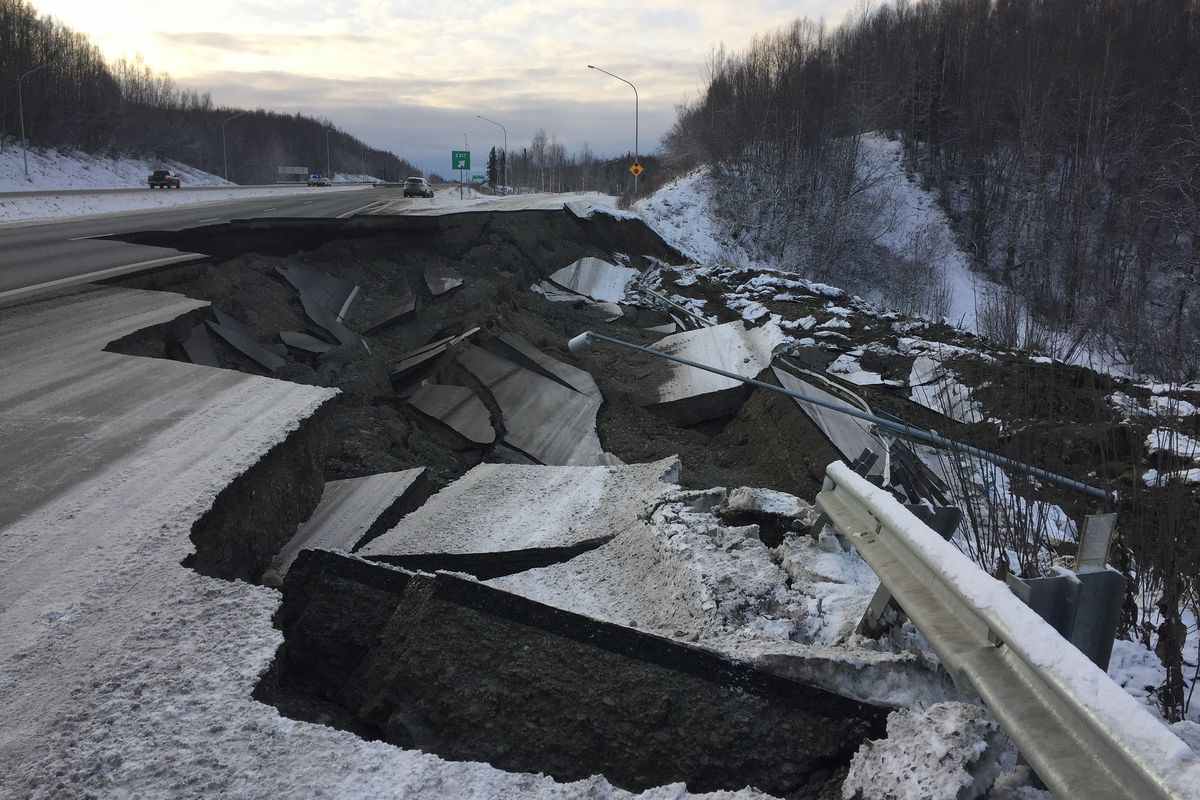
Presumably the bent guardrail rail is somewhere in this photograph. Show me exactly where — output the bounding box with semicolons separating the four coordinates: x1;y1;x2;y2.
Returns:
816;460;1200;799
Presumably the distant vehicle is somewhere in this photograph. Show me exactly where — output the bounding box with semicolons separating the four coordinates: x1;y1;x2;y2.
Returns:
148;170;181;189
307;173;332;187
403;176;434;198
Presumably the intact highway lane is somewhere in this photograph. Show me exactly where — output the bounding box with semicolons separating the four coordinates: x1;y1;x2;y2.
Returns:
0;187;391;303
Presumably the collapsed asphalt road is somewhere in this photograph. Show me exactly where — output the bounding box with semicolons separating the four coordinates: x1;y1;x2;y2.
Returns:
2;204;945;799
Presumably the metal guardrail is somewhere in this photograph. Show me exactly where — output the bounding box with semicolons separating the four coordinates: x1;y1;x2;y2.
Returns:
816;461;1200;800
568;329;1111;500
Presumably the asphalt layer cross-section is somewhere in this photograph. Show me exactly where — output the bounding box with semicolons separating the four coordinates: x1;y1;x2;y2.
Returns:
0;187;391;300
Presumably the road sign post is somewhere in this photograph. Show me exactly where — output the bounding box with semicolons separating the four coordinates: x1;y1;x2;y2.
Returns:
452;150;470;200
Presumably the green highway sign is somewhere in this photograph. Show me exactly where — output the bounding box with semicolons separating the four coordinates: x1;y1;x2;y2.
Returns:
452;150;471;170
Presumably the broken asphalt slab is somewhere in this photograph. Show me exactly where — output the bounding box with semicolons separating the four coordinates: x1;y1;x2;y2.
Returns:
262;467;428;586
356;457;679;578
267;549;886;797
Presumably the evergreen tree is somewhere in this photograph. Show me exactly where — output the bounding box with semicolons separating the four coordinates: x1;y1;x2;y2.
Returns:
486;147;498;187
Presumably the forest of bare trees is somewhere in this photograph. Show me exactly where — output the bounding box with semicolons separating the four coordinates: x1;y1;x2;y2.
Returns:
0;0;418;183
664;0;1200;379
493;129;665;199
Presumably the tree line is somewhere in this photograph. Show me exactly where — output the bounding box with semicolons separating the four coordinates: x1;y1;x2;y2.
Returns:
0;0;419;182
665;0;1200;381
664;0;1200;723
481;129;664;199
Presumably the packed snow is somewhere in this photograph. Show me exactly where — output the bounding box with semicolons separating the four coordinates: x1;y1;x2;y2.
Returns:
843;702;1005;800
1145;428;1200;459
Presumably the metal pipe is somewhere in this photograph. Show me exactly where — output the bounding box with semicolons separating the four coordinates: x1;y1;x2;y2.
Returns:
221;111;248;182
587;64;638;195
568;330;1112;501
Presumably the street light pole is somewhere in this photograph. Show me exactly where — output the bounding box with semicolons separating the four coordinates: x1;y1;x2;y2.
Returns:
325;127;333;178
587;64;639;195
221;111;248;182
17;64;47;180
476;115;508;193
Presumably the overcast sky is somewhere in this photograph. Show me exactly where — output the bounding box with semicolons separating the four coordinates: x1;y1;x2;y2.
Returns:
33;1;854;173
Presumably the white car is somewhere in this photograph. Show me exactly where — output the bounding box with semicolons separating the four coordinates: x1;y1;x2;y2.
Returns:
403;176;434;198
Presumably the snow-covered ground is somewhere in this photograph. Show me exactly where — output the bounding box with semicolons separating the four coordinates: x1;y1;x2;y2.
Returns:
634;171;747;267
635;137;999;334
0;184;370;224
0;144;230;192
855;134;994;330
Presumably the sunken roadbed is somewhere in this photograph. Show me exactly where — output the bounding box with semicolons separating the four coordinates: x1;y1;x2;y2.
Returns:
2;206;955;798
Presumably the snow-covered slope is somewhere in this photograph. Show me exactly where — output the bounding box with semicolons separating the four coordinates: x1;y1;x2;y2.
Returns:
634;171;746;266
0;145;230;191
857;133;990;330
635;137;993;332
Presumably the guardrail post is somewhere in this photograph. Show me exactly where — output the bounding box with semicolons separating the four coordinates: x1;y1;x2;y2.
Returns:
856;504;961;637
1005;513;1124;671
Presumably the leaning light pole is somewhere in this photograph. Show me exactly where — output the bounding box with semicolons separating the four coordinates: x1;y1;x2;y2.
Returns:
476;114;508;192
221;111;248;182
17;64;47;180
587;64;639;195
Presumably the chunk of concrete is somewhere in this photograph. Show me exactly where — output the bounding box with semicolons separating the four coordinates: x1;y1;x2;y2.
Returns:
358;281;416;335
424;263;464;296
182;322;220;367
494;332;600;398
456;344;615;465
262;468;427;587
207;308;286;373
773;366;887;476
407;383;495;445
275;265;363;348
389;328;479;381
275;265;357;320
269;551;885;796
280;330;334;354
357;457;679;576
909;356;983;424
647;320;787;425
548;256;638;303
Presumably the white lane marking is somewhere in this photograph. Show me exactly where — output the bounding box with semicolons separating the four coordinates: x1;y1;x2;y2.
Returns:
262;207;278;212
69;233;116;241
0;253;208;309
197;217;221;224
336;200;385;219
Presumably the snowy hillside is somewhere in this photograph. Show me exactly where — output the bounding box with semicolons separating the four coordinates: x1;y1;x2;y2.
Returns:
0;145;230;192
636;135;993;332
856;133;992;330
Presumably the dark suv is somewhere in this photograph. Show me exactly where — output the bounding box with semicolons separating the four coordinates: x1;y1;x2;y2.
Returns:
403;176;434;198
148;170;181;189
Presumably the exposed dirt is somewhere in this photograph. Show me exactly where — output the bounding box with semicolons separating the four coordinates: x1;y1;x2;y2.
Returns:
107;211;844;502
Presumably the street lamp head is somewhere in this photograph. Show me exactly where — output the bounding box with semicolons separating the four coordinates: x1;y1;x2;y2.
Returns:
587;64;596;69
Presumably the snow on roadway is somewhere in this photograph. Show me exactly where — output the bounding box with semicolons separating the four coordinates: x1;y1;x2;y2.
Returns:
0;183;372;224
0;145;230;191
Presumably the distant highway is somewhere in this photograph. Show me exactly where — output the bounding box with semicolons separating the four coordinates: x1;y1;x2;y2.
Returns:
0;182;379;199
0;187;391;302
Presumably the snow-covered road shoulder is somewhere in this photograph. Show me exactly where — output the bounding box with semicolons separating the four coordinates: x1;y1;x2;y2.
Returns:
0;184;370;224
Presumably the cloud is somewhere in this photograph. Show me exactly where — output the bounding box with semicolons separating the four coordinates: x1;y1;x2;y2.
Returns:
35;0;862;170
187;69;675;173
158;31;381;55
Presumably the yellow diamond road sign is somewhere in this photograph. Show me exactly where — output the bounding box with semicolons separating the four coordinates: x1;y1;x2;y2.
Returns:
629;162;644;177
